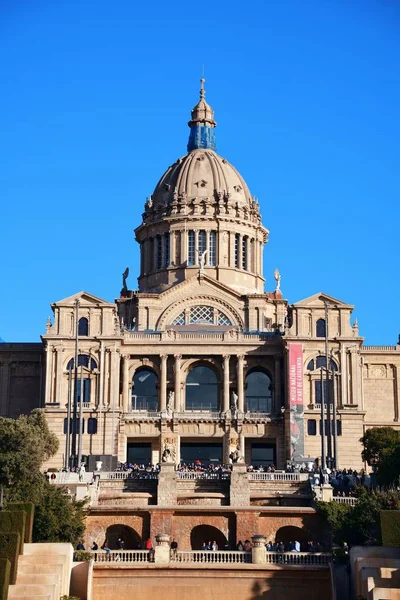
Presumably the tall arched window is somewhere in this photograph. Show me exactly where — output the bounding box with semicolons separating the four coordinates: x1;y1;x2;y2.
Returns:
78;317;88;336
186;365;219;411
164;233;170;267
316;319;326;337
188;231;195;266
242;236;248;270
67;354;97;370
156;235;162;269
66;354;97;404
132;369;158;411
245;369;272;413
209;231;216;266
198;230;206;258
234;233;240;268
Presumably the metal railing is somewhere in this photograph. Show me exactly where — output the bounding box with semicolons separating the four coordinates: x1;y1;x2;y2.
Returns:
248;472;309;482
171;550;251;564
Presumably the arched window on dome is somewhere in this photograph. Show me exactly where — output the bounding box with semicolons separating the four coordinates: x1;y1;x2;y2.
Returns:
156;235;162;270
198;230;206;261
316;318;326;338
234;233;240;268
188;231;195;266
164;233;170;267
132;368;158;411
185;365;219;411
242;236;248;271
78;317;88;336
245;368;273;413
209;231;216;266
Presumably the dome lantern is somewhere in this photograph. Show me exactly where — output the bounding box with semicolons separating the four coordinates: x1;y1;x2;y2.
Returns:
187;78;217;152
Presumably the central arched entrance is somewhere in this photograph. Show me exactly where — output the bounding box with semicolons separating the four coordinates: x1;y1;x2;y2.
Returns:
185;365;219;411
190;525;228;550
105;524;142;549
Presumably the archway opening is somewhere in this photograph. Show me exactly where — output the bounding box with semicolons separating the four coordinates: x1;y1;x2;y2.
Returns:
190;525;228;550
275;525;310;551
105;524;142;550
186;365;218;411
245;368;272;413
132;368;158;411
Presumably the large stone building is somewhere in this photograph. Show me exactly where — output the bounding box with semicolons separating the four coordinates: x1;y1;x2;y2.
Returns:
1;80;400;472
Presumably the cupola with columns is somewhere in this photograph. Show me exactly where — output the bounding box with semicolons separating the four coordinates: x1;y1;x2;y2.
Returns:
135;79;269;295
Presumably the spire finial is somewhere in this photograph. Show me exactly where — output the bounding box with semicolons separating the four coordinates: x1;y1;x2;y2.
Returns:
187;77;217;152
200;77;205;99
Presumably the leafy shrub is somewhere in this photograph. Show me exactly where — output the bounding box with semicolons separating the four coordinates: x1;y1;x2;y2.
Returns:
73;550;93;562
0;533;20;584
0;558;11;600
380;510;400;547
6;502;35;543
0;511;26;554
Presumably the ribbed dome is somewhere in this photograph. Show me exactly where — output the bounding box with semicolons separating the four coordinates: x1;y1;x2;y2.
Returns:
151;148;254;209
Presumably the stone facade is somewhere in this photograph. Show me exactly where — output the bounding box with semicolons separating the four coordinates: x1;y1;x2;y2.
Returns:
1;80;400;474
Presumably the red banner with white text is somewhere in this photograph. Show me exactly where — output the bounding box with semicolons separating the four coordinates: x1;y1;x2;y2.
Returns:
288;343;304;461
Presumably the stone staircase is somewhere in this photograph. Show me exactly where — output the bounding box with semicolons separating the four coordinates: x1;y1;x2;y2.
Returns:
8;542;73;600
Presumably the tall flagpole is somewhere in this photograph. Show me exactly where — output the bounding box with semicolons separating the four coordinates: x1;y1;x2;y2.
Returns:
320;368;326;470
65;365;73;470
71;299;80;468
324;302;332;467
77;365;84;468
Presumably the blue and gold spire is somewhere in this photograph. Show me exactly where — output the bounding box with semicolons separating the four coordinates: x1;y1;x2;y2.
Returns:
187;78;217;152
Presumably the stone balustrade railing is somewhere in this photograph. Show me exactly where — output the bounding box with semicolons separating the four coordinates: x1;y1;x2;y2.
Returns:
171;550;251;564
124;331;275;343
100;470;159;480
92;548;331;566
265;552;331;565
248;472;309;482
332;496;357;506
176;471;231;480
93;550;152;563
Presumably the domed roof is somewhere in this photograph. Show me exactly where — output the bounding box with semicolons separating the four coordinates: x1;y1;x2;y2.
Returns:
151;148;253;209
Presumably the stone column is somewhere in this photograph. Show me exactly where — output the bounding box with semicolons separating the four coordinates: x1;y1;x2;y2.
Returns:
154;534;170;564
230;464;250;506
350;349;359;406
98;341;105;407
170;231;176;266
194;229;199;263
174;354;182;411
223;355;230;413
258;240;263;275
237;234;242;268
123;355;130;412
153;237;158;271
394;365;400;422
160;354;168;411
237;355;245;412
274;356;281;414
157;463;177;506
252;535;266;564
230;232;235;268
44;345;52;404
56;347;64;405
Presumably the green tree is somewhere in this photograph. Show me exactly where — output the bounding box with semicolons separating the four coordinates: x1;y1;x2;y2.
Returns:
361;427;400;487
0;409;58;504
0;410;85;545
317;488;400;547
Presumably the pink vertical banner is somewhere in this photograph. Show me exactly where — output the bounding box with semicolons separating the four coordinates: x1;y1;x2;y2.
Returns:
288;343;304;461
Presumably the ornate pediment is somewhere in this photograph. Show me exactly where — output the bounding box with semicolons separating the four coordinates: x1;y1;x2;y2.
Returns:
292;292;354;309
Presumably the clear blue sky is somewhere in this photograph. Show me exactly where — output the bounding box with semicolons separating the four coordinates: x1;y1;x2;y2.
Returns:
1;0;399;344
